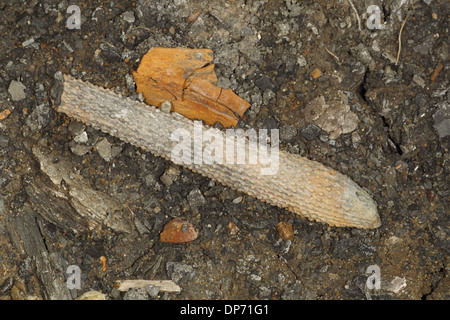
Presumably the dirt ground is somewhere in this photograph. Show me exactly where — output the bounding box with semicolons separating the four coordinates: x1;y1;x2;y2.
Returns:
0;0;448;300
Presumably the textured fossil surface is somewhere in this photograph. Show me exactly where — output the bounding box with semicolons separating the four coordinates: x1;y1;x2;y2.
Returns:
57;75;381;229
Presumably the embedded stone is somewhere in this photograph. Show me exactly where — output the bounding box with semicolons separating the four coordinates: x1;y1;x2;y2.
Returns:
160;218;198;243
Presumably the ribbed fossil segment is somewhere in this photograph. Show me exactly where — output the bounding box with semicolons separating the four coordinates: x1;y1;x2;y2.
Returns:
57;75;381;229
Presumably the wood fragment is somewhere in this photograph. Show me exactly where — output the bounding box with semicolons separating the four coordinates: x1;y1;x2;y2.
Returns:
160;218;198;243
28;145;134;234
76;291;107;300
6;205;72;300
115;280;181;293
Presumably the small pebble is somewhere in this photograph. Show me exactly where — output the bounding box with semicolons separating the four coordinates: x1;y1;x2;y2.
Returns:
160;218;198;243
121;11;135;24
166;262;195;283
280;124;298;141
123;288;148;300
297;55;307;67
125;74;135;91
0;135;9;148
70;144;92;156
54;71;64;81
300;123;321;141
96;138;112;162
76;290;106;300
387;277;407;293
232;196;243;204
74;131;88;143
160;101;172;113
68;121;86;136
432;102;449;138
351;131;361;145
187;189;206;207
145;284;160;298
0;109;11;121
412;74;425;88
8;80;27;101
227;221;239;235
188;10;202;22
277;222;294;241
22;38;34;47
160;165;180;187
160;174;173;187
255;76;275;91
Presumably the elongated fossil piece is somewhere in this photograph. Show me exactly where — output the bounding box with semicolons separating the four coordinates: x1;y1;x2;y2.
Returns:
57;75;381;229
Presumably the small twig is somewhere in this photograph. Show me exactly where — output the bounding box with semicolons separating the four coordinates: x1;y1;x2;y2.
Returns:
99;256;107;272
125;203;135;217
347;0;361;31
396;13;409;65
325;48;341;64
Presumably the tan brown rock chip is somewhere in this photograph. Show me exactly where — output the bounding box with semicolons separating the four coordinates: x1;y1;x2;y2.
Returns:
133;47;251;127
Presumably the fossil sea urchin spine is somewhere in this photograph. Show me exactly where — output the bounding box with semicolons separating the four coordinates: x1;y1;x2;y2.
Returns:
57;75;381;229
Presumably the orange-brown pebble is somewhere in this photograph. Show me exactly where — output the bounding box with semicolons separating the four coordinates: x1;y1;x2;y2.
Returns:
276;222;294;241
311;68;322;79
160;218;198;243
188;10;202;22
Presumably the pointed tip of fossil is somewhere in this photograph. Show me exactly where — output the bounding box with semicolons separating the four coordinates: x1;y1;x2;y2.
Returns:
342;181;381;229
359;201;381;229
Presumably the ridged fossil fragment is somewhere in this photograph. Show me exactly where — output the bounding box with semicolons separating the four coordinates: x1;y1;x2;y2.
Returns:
57;75;381;229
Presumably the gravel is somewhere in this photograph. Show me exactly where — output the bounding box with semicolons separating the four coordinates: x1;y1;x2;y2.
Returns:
300;123;322;141
187;188;206;208
8;80;26;101
433;102;450;138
